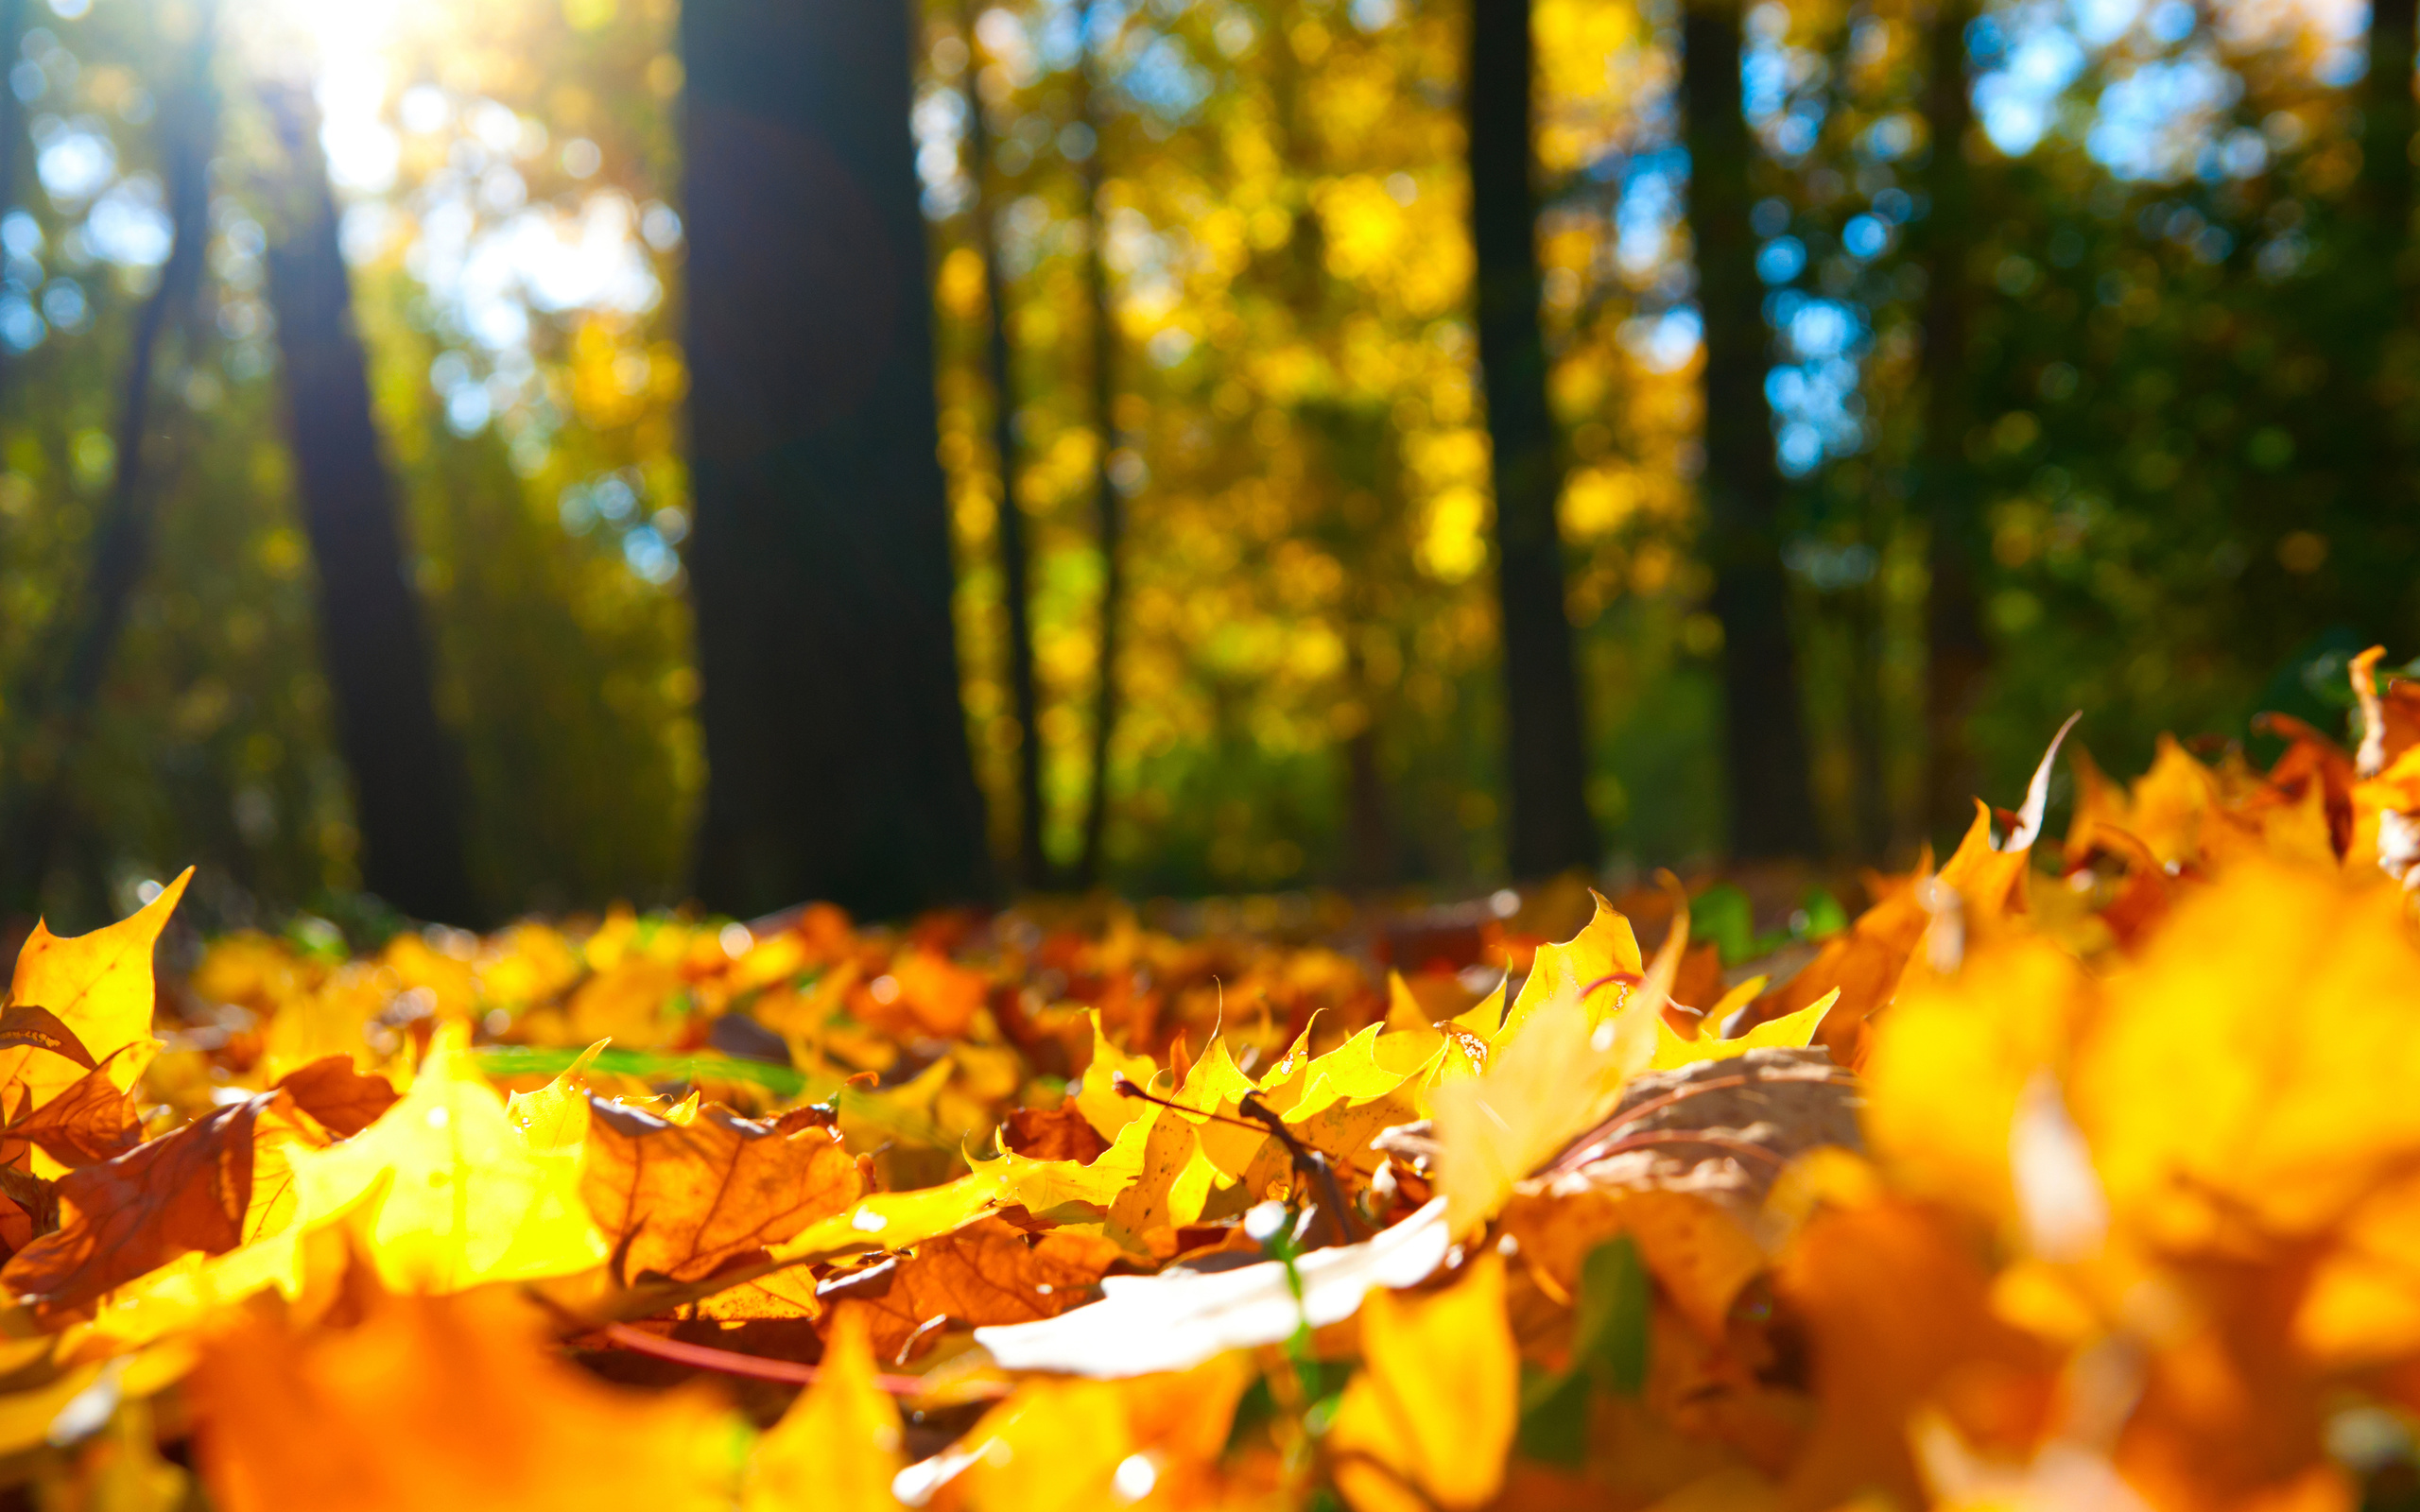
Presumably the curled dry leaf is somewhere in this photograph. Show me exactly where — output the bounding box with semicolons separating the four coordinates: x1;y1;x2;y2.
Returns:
271;1055;401;1138
1505;1046;1862;1339
1534;1046;1863;1224
4;1092;269;1321
2;1060;142;1170
999;1104;1109;1164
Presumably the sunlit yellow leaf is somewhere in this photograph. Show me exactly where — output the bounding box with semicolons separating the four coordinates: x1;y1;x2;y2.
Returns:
1650;989;1837;1072
1329;1253;1517;1512
3;868;190;1116
286;1022;608;1293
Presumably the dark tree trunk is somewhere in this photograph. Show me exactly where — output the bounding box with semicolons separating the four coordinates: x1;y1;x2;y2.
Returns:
1682;0;1818;860
1918;0;1990;844
1073;11;1121;892
1467;0;1599;880
683;0;993;919
2367;0;2418;239
962;10;1049;894
261;90;480;925
2361;0;2418;501
0;5;216;916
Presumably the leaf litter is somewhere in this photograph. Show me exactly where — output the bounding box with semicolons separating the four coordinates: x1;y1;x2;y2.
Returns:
8;655;2420;1508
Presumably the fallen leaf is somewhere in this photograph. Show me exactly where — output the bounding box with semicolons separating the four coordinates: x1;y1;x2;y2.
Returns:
271;1055;400;1138
285;1022;608;1292
582;1097;862;1286
1330;1252;1518;1512
0;869;191;1117
1431;899;1679;1233
191;1280;739;1511
3;1060;142;1168
2;1084;289;1320
999;1105;1109;1163
928;1352;1253;1512
818;1216;1121;1363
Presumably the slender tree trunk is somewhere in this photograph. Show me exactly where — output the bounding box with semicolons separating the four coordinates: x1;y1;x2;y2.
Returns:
962;13;1049;895
0;4;216;916
2367;0;2418;241
1468;0;1599;880
2362;0;2418;490
683;0;993;919
1343;642;1395;890
1917;0;1989;844
260;89;480;925
1073;10;1122;890
1683;0;1818;860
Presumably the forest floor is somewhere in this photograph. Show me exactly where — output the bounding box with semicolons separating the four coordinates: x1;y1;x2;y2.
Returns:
0;657;2417;1509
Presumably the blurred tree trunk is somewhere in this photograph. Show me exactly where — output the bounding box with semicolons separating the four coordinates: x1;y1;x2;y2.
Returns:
2363;0;2418;504
963;8;1049;893
260;90;480;926
1073;5;1121;891
2366;0;2418;243
0;2;216;917
683;0;993;919
1467;0;1600;880
1683;0;1819;859
1917;0;1989;845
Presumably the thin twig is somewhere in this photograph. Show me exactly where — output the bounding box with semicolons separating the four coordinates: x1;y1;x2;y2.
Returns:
586;1320;1003;1400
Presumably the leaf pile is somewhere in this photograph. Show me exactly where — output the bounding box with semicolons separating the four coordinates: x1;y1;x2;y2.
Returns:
8;655;2420;1510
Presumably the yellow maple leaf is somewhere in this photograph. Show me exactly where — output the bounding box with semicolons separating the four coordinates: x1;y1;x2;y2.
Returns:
1495;891;1642;1042
1651;988;1837;1072
503;1038;607;1155
1073;1011;1160;1142
1431;900;1680;1233
285;1022;608;1292
3;868;191;1110
1329;1252;1517;1512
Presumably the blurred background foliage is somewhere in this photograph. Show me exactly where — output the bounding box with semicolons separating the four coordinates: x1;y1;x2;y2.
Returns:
0;0;2409;929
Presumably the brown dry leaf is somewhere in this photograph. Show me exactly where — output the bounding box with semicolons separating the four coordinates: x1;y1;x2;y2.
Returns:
271;1055;401;1137
818;1216;1122;1364
3;1091;276;1320
2;1061;142;1169
1329;1253;1518;1512
581;1097;864;1286
0;1005;99;1073
191;1281;738;1511
1538;1047;1862;1220
1000;1104;1110;1163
